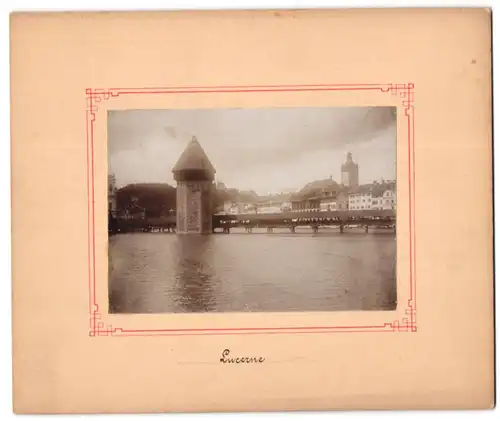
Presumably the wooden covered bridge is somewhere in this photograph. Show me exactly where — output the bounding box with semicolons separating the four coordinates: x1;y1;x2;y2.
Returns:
110;209;396;234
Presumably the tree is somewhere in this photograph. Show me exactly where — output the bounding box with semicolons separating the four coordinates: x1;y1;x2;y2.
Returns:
116;183;177;218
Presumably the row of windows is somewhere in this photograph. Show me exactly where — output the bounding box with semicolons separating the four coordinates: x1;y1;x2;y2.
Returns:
350;192;395;199
351;205;395;210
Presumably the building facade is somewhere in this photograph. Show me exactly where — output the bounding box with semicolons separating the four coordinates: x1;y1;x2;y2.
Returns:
223;201;240;215
370;182;385;210
291;178;340;212
348;185;373;211
222;201;257;214
382;186;396;210
371;193;383;210
336;191;349;211
257;193;292;214
280;201;292;212
319;190;338;212
257;202;282;214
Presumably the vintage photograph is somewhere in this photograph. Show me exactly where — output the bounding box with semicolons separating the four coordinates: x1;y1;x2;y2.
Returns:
107;107;397;314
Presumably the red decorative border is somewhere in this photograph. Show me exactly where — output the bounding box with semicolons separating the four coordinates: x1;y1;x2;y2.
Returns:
86;83;416;337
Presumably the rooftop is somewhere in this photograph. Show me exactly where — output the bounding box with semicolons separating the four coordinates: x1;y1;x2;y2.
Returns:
300;178;340;193
349;181;396;196
172;136;216;174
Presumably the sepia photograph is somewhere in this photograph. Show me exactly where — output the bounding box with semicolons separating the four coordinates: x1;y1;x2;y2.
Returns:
107;107;397;314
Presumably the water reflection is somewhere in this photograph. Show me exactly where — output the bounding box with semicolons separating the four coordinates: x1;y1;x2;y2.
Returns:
108;229;397;313
172;235;218;312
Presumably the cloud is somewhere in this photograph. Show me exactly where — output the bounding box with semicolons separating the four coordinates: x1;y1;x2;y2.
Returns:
108;107;396;191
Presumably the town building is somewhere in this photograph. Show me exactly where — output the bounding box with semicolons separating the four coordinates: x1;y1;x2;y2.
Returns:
368;180;396;210
348;185;373;211
280;201;292;213
213;149;394;216
319;189;338;212
284;153;396;213
371;192;383;210
172;136;216;234
221;193;291;215
291;178;340;211
257;202;282;214
290;195;303;211
370;182;385;210
223;201;239;214
244;203;259;213
215;180;227;190
347;181;396;211
336;191;349;211
222;201;257;214
382;182;396;210
257;193;292;214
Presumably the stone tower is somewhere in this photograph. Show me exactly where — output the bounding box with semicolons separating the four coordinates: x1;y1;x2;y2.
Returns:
172;137;216;234
341;151;359;188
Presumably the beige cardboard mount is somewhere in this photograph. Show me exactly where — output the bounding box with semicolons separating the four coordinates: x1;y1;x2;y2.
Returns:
10;9;494;413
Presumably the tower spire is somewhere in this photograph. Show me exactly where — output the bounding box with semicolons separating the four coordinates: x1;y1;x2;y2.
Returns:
341;151;359;188
172;136;216;174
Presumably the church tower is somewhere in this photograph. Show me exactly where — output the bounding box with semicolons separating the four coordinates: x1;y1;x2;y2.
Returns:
172;137;216;234
341;152;359;188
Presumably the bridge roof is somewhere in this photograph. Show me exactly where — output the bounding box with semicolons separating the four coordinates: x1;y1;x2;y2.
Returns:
216;209;396;222
172;137;216;174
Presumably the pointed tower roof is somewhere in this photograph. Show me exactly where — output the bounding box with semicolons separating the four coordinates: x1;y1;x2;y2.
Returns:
172;136;216;174
341;151;357;171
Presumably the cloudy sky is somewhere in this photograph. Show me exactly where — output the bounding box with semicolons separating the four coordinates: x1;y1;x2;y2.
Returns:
108;107;396;195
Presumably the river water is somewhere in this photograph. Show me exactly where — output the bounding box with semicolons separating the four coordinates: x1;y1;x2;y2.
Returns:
108;227;397;313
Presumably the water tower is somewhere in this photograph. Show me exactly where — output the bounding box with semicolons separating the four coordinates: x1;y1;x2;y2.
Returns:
172;136;216;234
